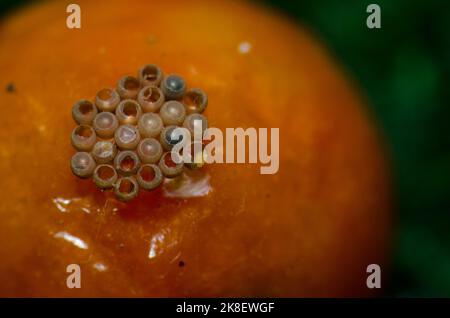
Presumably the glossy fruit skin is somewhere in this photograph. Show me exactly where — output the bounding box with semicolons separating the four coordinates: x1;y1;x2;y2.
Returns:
0;0;390;297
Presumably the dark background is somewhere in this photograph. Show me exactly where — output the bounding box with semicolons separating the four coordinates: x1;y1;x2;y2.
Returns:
1;0;449;297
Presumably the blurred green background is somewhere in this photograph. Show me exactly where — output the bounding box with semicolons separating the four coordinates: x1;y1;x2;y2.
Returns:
258;0;450;297
1;0;449;297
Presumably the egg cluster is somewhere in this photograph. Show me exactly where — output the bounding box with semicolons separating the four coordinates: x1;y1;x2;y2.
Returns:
70;64;208;201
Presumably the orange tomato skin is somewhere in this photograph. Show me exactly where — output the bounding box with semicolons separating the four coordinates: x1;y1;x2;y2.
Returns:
0;0;391;297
